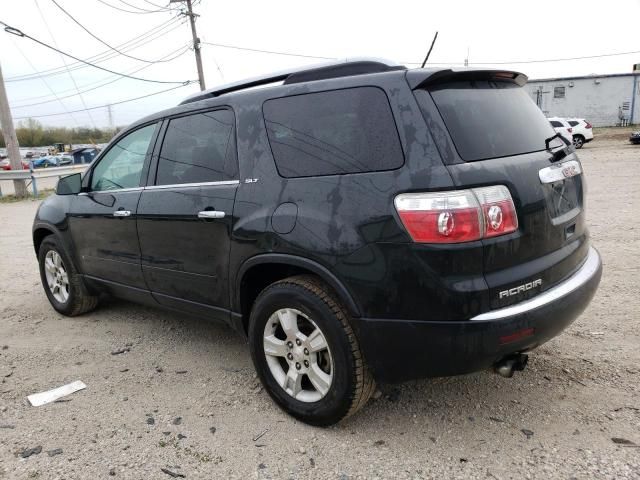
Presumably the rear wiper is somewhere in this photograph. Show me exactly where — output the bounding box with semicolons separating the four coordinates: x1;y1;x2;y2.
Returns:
545;132;575;163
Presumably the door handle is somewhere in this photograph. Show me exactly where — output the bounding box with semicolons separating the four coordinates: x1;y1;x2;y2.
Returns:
198;210;225;219
113;210;131;217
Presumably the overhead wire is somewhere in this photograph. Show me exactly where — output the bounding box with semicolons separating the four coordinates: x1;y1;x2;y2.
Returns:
115;0;171;13
11;44;192;109
202;40;640;66
34;0;97;129
5;16;184;82
201;41;334;60
8;36;82;127
12;82;197;120
50;0;174;64
1;21;194;84
95;0;163;15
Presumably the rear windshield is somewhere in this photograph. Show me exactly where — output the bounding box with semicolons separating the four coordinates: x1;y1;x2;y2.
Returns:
423;80;561;162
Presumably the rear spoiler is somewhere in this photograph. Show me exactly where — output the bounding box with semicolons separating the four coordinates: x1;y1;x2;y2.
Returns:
406;68;528;90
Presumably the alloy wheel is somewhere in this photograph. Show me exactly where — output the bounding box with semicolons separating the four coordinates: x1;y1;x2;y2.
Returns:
263;308;334;402
44;250;70;303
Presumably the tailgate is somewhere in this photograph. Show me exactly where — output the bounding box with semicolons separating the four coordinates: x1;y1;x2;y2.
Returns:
411;69;590;310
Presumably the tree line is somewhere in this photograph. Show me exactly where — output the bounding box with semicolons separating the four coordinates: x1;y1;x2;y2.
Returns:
0;118;121;148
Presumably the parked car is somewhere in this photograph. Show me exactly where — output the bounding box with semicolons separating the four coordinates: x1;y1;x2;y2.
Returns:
58;154;73;166
548;117;573;143
0;159;30;170
566;118;594;149
32;156;62;168
33;60;602;426
630;131;640;144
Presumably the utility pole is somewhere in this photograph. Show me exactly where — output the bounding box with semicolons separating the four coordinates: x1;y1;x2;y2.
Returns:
107;104;114;135
172;0;205;91
0;62;28;198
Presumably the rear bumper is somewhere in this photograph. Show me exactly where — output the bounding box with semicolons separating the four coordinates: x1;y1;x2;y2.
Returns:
353;247;602;383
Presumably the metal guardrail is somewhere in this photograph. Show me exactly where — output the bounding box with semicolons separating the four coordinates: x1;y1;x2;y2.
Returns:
0;164;89;197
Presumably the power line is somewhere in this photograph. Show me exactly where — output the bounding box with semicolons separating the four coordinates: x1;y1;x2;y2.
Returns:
95;0;162;14
8;36;82;127
13;81;195;120
35;0;97;129
5;17;185;82
204;40;640;66
12;44;191;108
142;0;181;10
116;0;171;13
50;0;171;64
1;21;193;84
201;41;334;60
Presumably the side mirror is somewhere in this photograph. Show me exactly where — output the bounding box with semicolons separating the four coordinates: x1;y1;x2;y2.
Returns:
56;173;82;195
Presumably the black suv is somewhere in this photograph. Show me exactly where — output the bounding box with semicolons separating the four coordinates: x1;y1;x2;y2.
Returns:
34;59;602;426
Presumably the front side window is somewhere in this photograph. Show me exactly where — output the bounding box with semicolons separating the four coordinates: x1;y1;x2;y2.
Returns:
90;124;156;191
156;109;237;185
263;87;404;178
550;120;563;128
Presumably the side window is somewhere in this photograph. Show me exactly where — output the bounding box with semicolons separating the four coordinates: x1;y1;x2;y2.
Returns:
263;87;404;178
90;124;156;191
568;120;579;127
550;121;563;128
156;109;237;185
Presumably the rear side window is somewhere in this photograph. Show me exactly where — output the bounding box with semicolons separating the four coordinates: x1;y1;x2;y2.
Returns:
568;120;579;127
263;87;404;178
422;81;562;162
156;109;237;186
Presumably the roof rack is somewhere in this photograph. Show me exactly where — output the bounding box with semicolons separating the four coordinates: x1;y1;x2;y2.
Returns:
179;58;405;105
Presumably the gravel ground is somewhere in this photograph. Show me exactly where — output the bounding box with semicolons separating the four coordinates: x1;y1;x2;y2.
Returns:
1;139;639;479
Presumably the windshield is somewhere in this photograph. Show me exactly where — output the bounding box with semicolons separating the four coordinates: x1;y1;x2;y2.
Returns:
421;80;562;162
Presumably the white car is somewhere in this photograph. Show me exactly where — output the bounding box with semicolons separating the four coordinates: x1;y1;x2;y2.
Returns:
548;117;573;144
566;118;594;149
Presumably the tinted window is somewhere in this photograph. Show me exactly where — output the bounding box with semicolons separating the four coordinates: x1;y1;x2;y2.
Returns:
423;81;561;162
568;120;579;127
91;123;156;191
263;87;403;178
550;121;563;128
156;109;236;185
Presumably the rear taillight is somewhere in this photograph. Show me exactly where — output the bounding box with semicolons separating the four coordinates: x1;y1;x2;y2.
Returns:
585;121;592;129
394;185;518;244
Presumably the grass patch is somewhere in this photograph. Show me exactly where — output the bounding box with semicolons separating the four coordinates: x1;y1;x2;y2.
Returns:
0;189;54;203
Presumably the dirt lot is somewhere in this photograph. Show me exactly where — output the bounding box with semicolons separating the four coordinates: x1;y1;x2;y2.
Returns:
1;138;639;479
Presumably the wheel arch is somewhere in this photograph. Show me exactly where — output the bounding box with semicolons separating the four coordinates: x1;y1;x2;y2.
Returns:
235;254;362;334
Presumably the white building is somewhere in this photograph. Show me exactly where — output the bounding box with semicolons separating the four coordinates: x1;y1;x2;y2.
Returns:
526;72;640;127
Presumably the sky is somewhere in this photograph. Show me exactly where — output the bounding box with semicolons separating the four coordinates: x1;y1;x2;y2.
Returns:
1;0;639;128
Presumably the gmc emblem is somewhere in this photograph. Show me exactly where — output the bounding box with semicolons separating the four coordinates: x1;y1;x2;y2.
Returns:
499;279;542;299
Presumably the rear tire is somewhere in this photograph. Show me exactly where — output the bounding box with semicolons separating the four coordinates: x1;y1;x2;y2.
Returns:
38;236;98;316
573;135;584;149
248;275;375;426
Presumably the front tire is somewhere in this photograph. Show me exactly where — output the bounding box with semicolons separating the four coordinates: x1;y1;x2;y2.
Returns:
248;275;375;426
38;236;98;316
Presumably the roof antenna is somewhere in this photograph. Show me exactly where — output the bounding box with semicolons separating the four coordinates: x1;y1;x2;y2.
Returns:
420;31;439;68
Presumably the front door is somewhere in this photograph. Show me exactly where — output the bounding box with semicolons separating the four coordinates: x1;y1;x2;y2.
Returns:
68;123;158;289
136;109;238;320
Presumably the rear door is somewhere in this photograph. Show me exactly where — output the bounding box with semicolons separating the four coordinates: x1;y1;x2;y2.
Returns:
414;74;588;310
136;108;238;320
